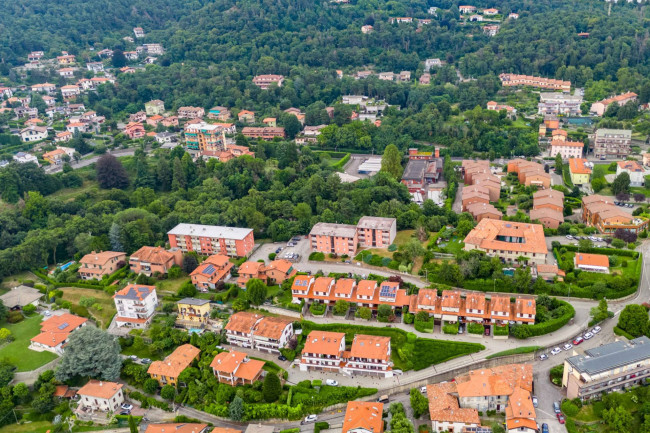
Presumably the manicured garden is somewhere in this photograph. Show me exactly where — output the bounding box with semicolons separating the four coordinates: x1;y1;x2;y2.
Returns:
0;315;58;371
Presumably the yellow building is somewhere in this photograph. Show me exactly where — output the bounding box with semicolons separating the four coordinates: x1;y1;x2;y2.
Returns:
568;158;591;185
176;298;212;327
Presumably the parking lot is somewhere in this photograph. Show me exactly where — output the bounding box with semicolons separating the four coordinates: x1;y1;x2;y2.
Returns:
248;236;311;263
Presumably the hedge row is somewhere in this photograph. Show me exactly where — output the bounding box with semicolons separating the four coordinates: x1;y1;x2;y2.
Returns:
511;300;575;339
560;245;639;258
332;153;351;171
467;322;484;334
613;326;636;340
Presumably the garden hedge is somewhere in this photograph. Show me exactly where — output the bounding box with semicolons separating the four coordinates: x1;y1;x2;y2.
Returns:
511;300;575;339
467;322;484;334
331;153;351;171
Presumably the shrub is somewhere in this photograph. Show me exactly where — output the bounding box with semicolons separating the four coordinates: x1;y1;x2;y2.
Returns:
467;322;484;334
550;365;564;386
309;303;326;316
494;324;509;336
69;304;89;318
309;252;325;261
355;307;372;320
442;321;458;334
22;304;36;315
268;253;277;260
7;311;24;323
561;400;579;417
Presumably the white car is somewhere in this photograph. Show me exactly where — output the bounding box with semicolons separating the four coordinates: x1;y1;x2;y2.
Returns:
539;354;548;361
565;235;573;240
583;332;593;340
563;343;573;351
121;403;134;411
303;415;318;423
325;379;338;386
592;326;601;334
551;347;562;355
420;386;427;394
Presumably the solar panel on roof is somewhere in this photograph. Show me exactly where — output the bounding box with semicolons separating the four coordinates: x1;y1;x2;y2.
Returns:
379;284;396;298
58;323;69;329
203;265;216;275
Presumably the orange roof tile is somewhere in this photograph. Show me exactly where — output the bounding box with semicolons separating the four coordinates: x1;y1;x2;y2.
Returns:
464;219;548;255
77;380;123;400
147;344;200;380
574;253;609;269
130;246;176;265
490;295;511;314
264;259;293;274
303;331;345;356
313;277;334;292
350;335;390;361
569;158;591;175
334;278;356;297
30;314;87;347
342;401;384;433
416;289;437;307
455;364;533;398
238;261;264;275
253;316;293;340
145;424;209;433
427;382;480;425
356;280;377;297
225;312;262;334
210;350;265;381
441;290;461;309
464;292;486;312
79;251;125;266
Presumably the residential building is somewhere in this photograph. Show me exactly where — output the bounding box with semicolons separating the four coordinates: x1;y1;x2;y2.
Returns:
568;158;592;185
66;122;87;134
419;73;431;85
483;25;500;36
533;263;565;282
483;8;499;14
78;251;126;280
533;189;564;212
459;5;477;13
145;424;210;433
399;71;411;82
342;334;393;377
361;25;374;33
538;92;582;116
263;259;297;284
499;73;571;91
176;298;212;328
147;115;163;126
574;253;610;273
168;223;255;257
486;101;516;118
356;216;397;248
20;125;48;142
390;17;413;24
130;111;147;123
236;261;266;288
211;350;265;385
463;219;548;265
29;313;87;354
245;314;295;353
32;83;56;94
401;159;443;191
590;92;638;116
12;152;39;165
467;202;503;222
581;195;648;234
252;75;285;89
161;116;179;127
563;336;650;400
57;54;76;65
113;284;158;328
549;139;584;160
424;59;443;71
507;159;551;188
0;286;42;311
133;27;145;38
28;51;44;61
616;160;645;187
155;132;176;145
428;382;481;433
184;122;225;151
462;186;490;211
238;110;255;123
42;146;75;165
208;106;231;121
124;122;145;139
143;44;164;55
145;100;165;116
342;401;384;433
148;344;201;386
508;12;519;19
309;222;358;255
299;330;346;372
86;62;104;73
378;72;394;81
177;106;205;119
129;246;183;276
592;129;632;160
190;254;233;291
76;381;124;413
262;117;276;127
61;85;81;99
241;127;286;140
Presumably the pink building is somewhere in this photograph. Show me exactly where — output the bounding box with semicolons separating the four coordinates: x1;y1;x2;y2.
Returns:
356;216;397;248
549;139;584;160
129;246;183;276
167;223;254;257
309;223;358;255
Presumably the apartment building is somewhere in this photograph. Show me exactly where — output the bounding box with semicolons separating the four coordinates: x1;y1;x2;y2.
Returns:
549;139;584;160
428;382;481;433
499;73;571;91
616;160;645;187
342;334;393;377
568;158;592;185
148;344;201;386
529;207;563;229
113;284;158;328
461;186;490;211
129;246;183;276
208;106;231;121
76;381;124;413
238;110;255;123
78;251;126;280
356;216;397;248
467;202;503;222
190;254;233;290
183;122;225;151
563;336;650;400
299;331;346;372
342;401;384;433
225;312;295;353
252;75;285;89
177;106;205;119
592;129;632;160
507;159;551;189
533;189;564;212
211;350;265;385
176;298;211;328
168;223;255;257
241;127;286;140
145;425;210;433
145;100;165;115
29;313;87;355
309;222;358;255
537;92;583;116
590;92;638;116
581;195;648;234
463;219;548;265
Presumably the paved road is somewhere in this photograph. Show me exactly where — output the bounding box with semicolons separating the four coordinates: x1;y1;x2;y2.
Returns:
45;148;136;173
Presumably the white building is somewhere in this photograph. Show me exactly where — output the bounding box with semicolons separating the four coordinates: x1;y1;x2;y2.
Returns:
616;160;645;187
12;152;39;165
77;381;124;413
20;126;48;142
537;92;583;116
549;140;584;160
225;312;294;354
299;330;346;372
29;313;87;354
113;284;158;328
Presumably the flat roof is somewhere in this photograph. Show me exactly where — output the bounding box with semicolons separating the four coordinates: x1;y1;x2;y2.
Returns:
402;160;428;180
310;222;357;238
595;128;631;138
168;223;253;240
567;336;650;375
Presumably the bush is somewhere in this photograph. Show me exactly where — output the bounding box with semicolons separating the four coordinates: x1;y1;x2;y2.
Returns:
22;304;36;315
355;307;372;320
442;321;459;335
309;303;326;316
7;311;24;323
550;365;564;386
309;252;325;261
561;400;579;417
268;253;277;260
69;304;89;318
467;322;484;334
513;301;575;338
494;324;509;336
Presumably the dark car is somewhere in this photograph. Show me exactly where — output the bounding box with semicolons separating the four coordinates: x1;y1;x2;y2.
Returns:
119;410;131;415
278;355;287;361
541;423;549;433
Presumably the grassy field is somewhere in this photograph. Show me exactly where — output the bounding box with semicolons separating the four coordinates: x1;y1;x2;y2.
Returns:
61;287;116;328
0;315;58;371
0;271;39;291
439;236;464;255
0;421;53;433
156;276;191;295
486;346;541;359
49;180;98;201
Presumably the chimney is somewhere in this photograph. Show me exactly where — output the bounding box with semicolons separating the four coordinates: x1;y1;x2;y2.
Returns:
435;148;440;158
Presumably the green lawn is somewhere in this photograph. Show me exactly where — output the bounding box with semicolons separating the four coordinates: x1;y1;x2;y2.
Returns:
61;287;116;329
0;421;53;433
156;276;191;294
0;315;58;371
486;346;541;359
441;237;464;255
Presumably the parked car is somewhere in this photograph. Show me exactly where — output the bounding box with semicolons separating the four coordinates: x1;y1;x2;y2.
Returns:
377;395;389;403
532;396;538;408
302;415;318;424
141;358;151;364
121;404;134;411
573;337;584;345
278;355;287;361
563;343;573;351
565;235;573;240
119;410;131;415
553;402;561;414
128;355;138;361
551;347;561;355
541;423;549;433
557;413;565;424
583;331;594;340
420;386;427;394
592;326;602;334
275;247;283;254
325;379;338;386
539;354;548;361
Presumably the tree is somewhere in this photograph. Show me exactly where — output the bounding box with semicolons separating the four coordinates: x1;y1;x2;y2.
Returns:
611;172;631;196
380;144;403;179
355;306;372;320
262;372;281;402
591;177;606;193
0;301;7;322
409;388;429;418
128;415;138;433
281;114;302;139
578;238;593;250
590;299;610;323
377;304;392;321
554;153;563;174
603;406;633;433
178;281;198;298
161;385;176;400
55;326;122;381
229;395;244;421
611;238;626;249
333;299;349;315
12;383;30;404
617;304;649;337
182;254;199;274
246;278;268;306
143;378;159;394
112;50;127;68
96;154;129;189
